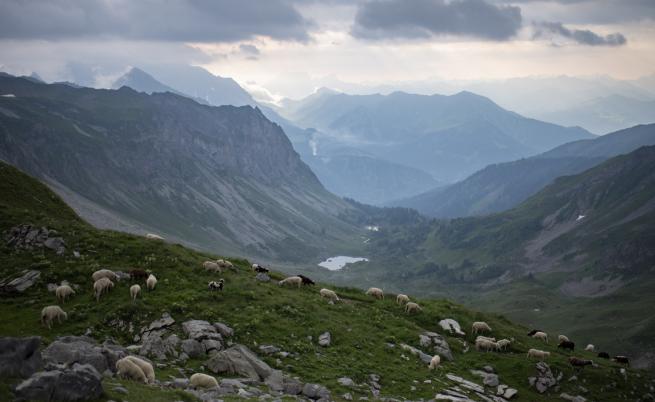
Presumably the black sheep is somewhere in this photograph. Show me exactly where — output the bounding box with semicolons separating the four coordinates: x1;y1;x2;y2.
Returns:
612;355;630;365
253;264;269;273
569;357;594;371
297;274;315;286
558;340;575;351
129;269;149;281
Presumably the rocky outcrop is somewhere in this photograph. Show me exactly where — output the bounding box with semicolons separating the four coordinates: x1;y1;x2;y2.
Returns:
205;344;272;380
136;313;177;360
0;270;41;294
419;331;454;361
0;336;43;378
529;362;558;394
5;224;65;255
13;363;103;402
42;336;127;374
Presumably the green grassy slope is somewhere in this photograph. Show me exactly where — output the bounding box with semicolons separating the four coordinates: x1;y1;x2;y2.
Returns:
0;163;653;401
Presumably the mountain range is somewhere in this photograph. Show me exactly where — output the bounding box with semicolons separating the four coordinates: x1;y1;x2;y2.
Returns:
0;74;360;262
394;123;655;218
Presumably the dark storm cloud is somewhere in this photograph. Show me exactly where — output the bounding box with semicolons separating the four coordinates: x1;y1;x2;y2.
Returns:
351;0;522;41
534;21;627;46
0;0;312;42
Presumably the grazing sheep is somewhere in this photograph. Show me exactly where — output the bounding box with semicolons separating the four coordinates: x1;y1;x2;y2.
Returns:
475;338;498;352
146;274;157;291
532;331;549;343
319;288;339;302
612;356;629;365
405;302;422;314
208;279;224;291
91;269;117;282
124;356;155;383
130;284;141;301
569;356;594;370
116;358;147;383
597;352;610;359
558;340;575;351
558;335;570;343
471;321;492;335
527;329;543;336
527;348;550;360
429;355;441;370
297;274;315;286
585;344;595;352
190;373;219;389
41;305;67;329
396;294;410;305
145;233;164;240
55;285;75;303
203;261;221;272
278;276;303;288
252;264;269;273
93;277;114;302
366;287;384;300
129;269;149;281
496;339;511;351
475;336;496;342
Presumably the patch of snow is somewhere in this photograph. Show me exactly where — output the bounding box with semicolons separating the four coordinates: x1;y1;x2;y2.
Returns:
318;256;368;271
576;215;585;221
365;225;380;232
1;94;16;97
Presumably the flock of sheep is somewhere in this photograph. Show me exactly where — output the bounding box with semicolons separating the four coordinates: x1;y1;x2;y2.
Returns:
37;254;631;388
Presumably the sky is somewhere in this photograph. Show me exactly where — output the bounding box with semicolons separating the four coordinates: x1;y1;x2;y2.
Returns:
0;0;654;100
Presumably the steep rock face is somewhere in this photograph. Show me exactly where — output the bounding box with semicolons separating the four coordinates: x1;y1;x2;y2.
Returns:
0;75;358;261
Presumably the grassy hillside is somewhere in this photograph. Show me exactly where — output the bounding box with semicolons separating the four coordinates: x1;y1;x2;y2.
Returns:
1;163;652;401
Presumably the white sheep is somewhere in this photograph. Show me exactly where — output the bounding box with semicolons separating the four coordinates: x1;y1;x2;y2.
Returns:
203;261;221;272
396;294;410;305
217;259;235;271
471;321;492;334
189;373;219;389
145;233;164;240
319;288;339;302
532;331;549;343
429;355;441;370
278;276;303;288
55;285;75;303
496;339;511;351
124;355;155;383
475;338;498;352
41;305;67;329
366;287;384;300
527;348;550;360
146;274;157;291
93;277;114;302
130;284;141;301
558;335;570;343
91;269;117;282
585;344;595;352
405;302;422;314
116;358;147;383
475;336;496;342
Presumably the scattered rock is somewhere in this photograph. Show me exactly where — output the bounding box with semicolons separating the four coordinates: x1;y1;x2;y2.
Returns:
213;322;234;338
471;370;499;387
181;339;204;358
283;378;304;395
14;363;103;402
182;320;223;342
205;344;272;381
530;362;557;394
259;345;280;355
504;388;518;399
400;343;432;364
255;273;271;282
142;313;175;334
0;270;41;294
5;224;65;255
47;283;58;292
483;365;495;373
302;383;331;400
343;392;353;400
446;374;484;394
318;332;331;347
560;393;587;402
420;332;454;361
0;336;43;378
338;377;356;388
113;386;129;395
438;319;466;336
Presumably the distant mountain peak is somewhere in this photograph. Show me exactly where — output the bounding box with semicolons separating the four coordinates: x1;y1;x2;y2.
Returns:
111;67;180;95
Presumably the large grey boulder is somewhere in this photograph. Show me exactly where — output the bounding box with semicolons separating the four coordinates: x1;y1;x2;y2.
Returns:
139;330;179;360
182;320;223;341
302;383;331;400
213;322;234;338
0;336;43;378
205;344;272;381
14;363;103;401
400;343;433;364
421;331;454;361
530;362;557;394
0;270;41;294
42;336;126;374
181;339;204;358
